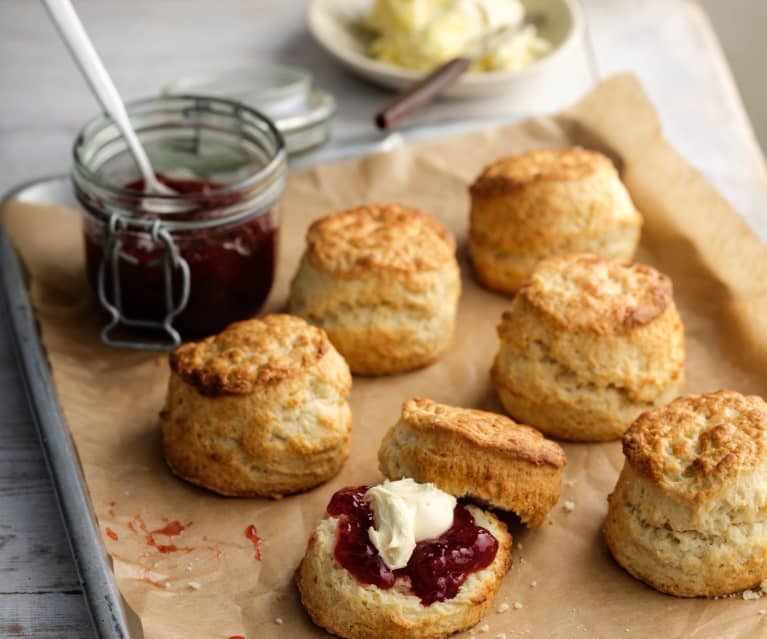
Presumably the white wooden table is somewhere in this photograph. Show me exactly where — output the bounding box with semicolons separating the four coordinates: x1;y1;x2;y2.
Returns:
1;1;766;636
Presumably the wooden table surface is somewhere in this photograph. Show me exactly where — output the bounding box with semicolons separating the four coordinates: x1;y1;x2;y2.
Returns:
1;1;766;636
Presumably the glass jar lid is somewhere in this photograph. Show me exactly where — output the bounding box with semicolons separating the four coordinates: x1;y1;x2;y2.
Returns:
163;63;335;157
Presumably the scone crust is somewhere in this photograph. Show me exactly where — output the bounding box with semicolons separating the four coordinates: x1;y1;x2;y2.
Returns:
379;398;565;527
605;390;767;597
290;205;461;375
305;203;456;276
519;253;673;334
469;148;642;294
170;314;329;396
491;254;685;441
296;504;512;639
623;391;767;502
469;148;614;196
161;315;352;498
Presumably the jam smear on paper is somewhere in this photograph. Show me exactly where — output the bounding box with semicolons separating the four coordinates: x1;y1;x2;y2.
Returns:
327;486;498;605
128;515;193;554
147;520;192;554
245;525;263;561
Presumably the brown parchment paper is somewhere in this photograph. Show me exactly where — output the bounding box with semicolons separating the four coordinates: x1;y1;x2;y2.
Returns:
4;74;767;639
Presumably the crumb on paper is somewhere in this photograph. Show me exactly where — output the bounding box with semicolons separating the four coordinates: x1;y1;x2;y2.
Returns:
184;563;193;572
514;602;524;610
563;500;576;513
519;557;527;565
743;590;762;600
625;629;630;633
530;580;537;588
274;617;283;625
187;581;201;590
497;603;510;613
759;610;766;615
480;624;490;633
565;479;576;487
164;581;171;589
517;542;523;550
495;634;507;639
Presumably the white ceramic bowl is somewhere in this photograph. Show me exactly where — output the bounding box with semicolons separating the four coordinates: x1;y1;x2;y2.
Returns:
308;0;584;98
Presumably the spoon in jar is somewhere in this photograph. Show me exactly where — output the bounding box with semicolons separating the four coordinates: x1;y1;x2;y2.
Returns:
42;0;176;196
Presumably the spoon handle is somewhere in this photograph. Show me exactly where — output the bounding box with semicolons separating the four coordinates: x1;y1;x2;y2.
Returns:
374;57;472;130
41;0;166;192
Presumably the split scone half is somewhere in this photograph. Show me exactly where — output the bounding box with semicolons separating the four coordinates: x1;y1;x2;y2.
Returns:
605;390;767;597
379;397;567;527
296;480;512;639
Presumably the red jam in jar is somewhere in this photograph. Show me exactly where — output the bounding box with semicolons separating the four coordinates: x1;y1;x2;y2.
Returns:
327;486;499;605
73;96;286;346
83;173;277;338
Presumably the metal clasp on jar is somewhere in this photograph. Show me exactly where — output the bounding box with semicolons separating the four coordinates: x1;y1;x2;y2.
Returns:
97;212;190;350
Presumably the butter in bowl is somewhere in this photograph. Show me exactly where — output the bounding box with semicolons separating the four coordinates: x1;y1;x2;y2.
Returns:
308;0;584;97
367;0;552;73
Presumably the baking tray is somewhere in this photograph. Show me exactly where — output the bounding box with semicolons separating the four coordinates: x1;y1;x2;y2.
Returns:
0;176;133;638
0;114;534;639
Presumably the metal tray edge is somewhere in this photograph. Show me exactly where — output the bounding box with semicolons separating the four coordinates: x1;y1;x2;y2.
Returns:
0;225;133;639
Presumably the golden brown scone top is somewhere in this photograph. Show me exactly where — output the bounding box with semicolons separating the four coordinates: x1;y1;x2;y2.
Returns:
402;397;567;468
623;390;767;501
469;148;615;197
305;204;456;276
509;253;673;335
169;314;331;396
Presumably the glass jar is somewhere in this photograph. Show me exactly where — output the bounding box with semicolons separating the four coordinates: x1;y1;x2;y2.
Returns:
72;96;287;349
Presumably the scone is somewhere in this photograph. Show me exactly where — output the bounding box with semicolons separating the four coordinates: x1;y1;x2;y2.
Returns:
379;397;567;527
491;253;685;441
289;204;461;376
469;148;643;293
604;390;767;597
160;314;352;498
296;481;512;639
